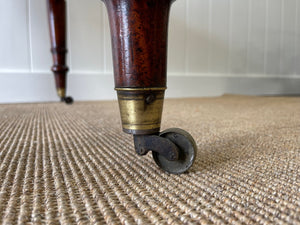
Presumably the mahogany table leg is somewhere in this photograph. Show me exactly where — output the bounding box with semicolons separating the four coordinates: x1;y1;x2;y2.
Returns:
102;0;197;174
47;0;73;104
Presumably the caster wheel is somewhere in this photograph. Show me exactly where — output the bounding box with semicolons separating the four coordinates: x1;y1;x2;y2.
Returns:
64;96;74;104
152;128;197;174
61;96;74;104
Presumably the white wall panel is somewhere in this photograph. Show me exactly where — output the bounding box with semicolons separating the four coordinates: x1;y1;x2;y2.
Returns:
229;0;249;74
29;0;52;72
68;0;104;72
0;0;30;71
247;0;266;74
0;0;300;103
168;0;187;74
209;0;230;73
103;6;113;73
296;1;300;74
281;0;297;75
265;0;282;75
186;0;210;73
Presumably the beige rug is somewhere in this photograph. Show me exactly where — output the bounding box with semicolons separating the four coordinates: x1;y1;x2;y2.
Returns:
0;95;299;224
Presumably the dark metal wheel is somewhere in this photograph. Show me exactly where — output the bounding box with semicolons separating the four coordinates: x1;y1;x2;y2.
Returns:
152;128;197;174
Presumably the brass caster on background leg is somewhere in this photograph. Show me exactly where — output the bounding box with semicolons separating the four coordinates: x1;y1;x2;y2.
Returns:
60;96;74;104
57;88;73;104
134;128;197;174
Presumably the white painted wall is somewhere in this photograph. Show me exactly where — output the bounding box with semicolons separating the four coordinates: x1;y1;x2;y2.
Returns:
0;0;300;103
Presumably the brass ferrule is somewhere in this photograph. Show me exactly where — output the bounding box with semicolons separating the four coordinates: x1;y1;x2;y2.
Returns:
115;87;166;135
57;88;66;98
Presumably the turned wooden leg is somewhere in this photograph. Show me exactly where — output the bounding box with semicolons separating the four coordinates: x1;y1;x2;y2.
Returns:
102;0;197;174
47;0;73;104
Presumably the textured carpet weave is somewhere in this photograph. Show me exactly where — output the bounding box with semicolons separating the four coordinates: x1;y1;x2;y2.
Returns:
0;95;299;224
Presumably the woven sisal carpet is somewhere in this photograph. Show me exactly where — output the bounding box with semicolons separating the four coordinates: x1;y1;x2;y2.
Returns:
0;95;299;224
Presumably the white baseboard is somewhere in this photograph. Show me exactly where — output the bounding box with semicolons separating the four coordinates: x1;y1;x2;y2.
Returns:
0;72;299;103
0;72;116;103
167;74;300;98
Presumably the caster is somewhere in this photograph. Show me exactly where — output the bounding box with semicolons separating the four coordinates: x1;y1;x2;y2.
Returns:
134;128;197;174
61;96;74;104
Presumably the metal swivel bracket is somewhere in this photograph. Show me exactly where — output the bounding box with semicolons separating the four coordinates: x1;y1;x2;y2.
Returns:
133;135;179;161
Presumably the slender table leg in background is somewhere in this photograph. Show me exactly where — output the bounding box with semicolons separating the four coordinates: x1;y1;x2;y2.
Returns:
47;0;73;104
102;0;197;174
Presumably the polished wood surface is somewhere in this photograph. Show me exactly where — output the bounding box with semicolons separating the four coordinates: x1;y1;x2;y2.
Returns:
47;0;68;98
103;0;175;88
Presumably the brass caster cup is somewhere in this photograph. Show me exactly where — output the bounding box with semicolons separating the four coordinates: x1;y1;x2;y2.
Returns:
115;87;166;135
